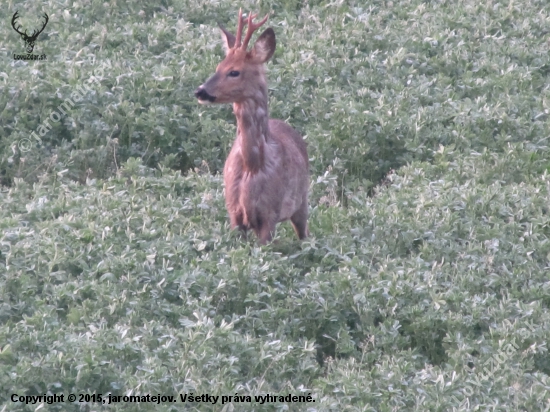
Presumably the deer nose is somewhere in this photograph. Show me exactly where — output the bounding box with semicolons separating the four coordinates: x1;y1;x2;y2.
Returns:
194;86;216;102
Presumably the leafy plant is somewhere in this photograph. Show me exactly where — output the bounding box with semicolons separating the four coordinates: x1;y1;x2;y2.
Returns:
2;0;550;410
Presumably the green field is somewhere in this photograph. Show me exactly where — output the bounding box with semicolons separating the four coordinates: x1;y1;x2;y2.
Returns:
2;0;550;410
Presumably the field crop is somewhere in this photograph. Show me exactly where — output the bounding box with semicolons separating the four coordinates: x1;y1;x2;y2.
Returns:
1;0;550;410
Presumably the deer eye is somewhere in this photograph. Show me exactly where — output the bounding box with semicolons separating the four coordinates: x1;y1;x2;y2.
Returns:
228;70;240;77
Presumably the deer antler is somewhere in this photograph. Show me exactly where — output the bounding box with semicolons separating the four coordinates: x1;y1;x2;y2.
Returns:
241;12;269;50
11;11;26;36
234;8;246;49
32;13;49;38
233;9;269;51
11;11;48;38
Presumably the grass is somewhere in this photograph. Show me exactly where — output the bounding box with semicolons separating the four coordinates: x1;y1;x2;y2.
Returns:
1;0;550;410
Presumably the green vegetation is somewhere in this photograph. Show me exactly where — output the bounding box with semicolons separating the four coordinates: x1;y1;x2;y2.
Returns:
2;0;550;410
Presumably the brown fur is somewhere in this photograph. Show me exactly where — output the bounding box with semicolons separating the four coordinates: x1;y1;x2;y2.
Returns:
194;11;309;244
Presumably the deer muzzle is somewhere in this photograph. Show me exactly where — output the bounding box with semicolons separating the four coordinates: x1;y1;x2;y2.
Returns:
194;86;216;104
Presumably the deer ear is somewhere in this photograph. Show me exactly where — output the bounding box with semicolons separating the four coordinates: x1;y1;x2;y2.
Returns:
251;28;276;63
219;24;236;54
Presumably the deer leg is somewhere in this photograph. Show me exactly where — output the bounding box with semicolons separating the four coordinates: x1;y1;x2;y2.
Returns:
229;211;248;237
290;200;309;240
257;226;274;245
254;217;276;245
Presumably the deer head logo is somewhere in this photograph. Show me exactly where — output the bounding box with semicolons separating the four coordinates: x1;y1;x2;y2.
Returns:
11;11;49;54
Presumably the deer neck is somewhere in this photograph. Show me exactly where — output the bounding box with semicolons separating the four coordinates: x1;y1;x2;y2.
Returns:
233;83;269;173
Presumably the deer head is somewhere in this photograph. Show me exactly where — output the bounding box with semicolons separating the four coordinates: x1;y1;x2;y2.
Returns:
12;11;49;54
194;9;275;104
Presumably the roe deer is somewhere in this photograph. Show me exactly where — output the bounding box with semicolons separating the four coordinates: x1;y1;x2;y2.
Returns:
194;10;309;244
